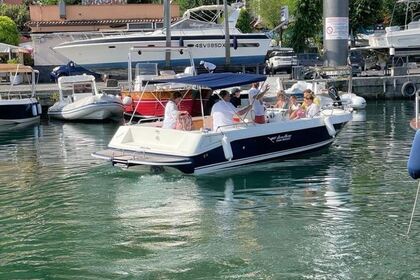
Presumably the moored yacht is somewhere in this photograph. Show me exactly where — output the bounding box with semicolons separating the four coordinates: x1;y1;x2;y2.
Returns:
368;0;420;49
92;72;352;175
53;4;271;76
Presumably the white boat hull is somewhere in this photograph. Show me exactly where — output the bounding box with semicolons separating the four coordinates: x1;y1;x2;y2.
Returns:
48;101;124;121
54;35;271;75
93;108;352;175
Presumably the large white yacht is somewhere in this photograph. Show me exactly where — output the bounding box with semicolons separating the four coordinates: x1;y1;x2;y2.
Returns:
54;4;271;76
369;0;420;49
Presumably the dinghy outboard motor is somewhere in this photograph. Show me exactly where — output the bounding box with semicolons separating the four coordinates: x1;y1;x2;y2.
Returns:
328;86;342;107
408;130;420;179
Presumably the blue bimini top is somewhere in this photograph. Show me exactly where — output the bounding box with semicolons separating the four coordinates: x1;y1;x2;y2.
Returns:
158;72;267;90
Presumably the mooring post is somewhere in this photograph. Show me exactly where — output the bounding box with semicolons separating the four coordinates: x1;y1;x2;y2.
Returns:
323;0;349;67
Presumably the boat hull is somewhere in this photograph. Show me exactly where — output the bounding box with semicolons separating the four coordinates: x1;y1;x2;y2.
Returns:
0;98;41;128
93;110;352;175
54;35;271;76
48;102;124;121
122;88;211;119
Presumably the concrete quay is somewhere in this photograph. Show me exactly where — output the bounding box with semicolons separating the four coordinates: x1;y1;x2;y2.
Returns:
1;73;420;108
280;73;420;100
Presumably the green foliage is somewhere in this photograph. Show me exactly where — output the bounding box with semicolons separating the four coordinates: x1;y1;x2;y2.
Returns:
249;0;295;29
0;16;19;46
7;57;20;64
285;0;322;53
235;8;252;33
176;0;216;13
350;0;382;34
0;4;29;32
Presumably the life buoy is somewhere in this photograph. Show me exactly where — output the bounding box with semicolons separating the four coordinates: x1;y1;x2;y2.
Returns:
401;81;416;97
221;135;233;161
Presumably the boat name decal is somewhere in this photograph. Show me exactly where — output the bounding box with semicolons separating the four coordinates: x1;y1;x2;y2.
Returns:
194;43;225;48
268;134;292;143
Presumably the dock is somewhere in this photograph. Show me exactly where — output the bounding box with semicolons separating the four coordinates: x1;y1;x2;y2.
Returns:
2;72;420;108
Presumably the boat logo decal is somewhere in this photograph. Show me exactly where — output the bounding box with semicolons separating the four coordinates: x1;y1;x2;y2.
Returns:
268;134;292;143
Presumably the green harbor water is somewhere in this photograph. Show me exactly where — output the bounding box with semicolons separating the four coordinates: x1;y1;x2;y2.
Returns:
1;100;420;279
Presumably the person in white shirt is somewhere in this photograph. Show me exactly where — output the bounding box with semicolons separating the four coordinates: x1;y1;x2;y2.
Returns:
248;82;270;124
162;91;188;129
211;90;251;131
303;90;320;118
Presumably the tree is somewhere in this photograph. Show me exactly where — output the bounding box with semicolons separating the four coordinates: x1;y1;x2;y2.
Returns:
285;0;322;52
0;16;19;46
0;4;30;32
235;8;252;33
249;0;295;29
349;0;383;35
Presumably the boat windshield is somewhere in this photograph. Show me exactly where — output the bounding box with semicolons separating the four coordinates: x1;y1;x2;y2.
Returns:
170;18;223;30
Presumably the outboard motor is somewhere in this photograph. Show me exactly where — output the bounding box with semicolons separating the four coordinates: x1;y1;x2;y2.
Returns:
328;86;342;107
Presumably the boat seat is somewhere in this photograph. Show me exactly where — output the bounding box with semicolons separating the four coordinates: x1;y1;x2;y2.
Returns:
73;92;93;102
160;70;176;76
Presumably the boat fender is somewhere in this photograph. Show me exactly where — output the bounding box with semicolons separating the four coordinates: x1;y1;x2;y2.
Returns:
221;135;233;161
179;37;184;47
401;81;416;97
233;36;238;50
122;96;132;106
32;104;38;116
323;116;336;137
408;130;420;179
37;103;42;115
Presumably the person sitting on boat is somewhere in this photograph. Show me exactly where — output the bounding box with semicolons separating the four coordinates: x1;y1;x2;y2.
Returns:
303;90;320;118
230;88;241;108
288;95;304;119
204;92;219;115
162;91;189;129
274;90;288;109
248;82;270;124
211;90;252;131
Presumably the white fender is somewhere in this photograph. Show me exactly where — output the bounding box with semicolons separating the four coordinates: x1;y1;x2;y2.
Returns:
37;103;42;115
323;116;336;137
32;104;38;116
221;135;233;161
122;96;132;106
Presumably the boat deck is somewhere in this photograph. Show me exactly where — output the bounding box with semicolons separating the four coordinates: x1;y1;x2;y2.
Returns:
93;148;191;166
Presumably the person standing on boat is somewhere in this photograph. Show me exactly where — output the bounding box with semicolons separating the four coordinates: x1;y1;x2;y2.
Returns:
230;88;242;108
303;90;320;118
248;82;270;124
211;90;252;131
162;91;188;129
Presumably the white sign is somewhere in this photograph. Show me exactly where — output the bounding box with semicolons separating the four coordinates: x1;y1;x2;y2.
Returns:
325;17;348;40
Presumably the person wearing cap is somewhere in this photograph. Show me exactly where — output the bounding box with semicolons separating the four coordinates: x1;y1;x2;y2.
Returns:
248;82;270;124
230;88;241;108
211;90;252;131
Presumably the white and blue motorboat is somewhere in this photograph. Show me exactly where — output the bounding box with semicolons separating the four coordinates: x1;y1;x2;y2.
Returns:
53;4;271;76
0;64;42;130
92;73;352;175
47;75;124;121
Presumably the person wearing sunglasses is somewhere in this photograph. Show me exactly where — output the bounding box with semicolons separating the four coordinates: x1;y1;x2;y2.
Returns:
303;89;320;118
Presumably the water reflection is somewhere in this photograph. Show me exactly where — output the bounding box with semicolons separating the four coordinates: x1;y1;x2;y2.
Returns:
351;110;366;122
